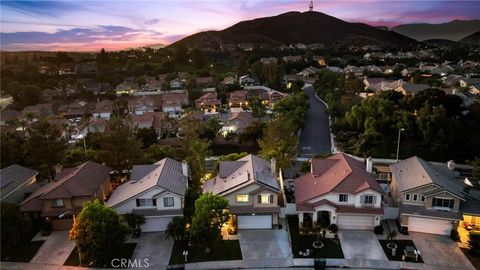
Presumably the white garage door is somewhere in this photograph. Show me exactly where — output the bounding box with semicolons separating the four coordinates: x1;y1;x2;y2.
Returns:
407;217;452;235
337;215;374;230
237;215;272;229
141;216;173;232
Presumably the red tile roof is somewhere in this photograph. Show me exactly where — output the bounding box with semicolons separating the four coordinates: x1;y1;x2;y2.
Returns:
295;153;383;204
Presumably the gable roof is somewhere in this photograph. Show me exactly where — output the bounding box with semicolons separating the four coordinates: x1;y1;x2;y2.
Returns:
203;154;279;196
107;158;187;208
389;156;467;200
0;164;38;200
20;161;111;211
295;153;383;204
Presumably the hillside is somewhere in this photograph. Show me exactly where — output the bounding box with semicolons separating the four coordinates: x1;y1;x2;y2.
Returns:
459;31;480;46
170;11;417;49
392;20;480;41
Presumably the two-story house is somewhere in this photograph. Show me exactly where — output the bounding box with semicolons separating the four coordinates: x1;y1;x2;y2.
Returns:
203;155;280;229
390;156;468;235
0;164;39;204
20;161;112;230
294;153;384;230
107;158;188;232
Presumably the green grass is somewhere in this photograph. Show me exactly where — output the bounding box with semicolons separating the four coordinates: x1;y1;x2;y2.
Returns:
287;216;344;259
169;240;242;265
379;240;423;263
64;243;137;267
1;241;44;262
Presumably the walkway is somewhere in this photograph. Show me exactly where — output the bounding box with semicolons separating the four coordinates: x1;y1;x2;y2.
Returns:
30;231;75;265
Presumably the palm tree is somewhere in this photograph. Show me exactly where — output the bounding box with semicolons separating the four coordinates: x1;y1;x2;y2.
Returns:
387;230;397;249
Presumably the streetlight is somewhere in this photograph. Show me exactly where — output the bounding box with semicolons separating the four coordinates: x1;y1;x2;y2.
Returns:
59;211;81;266
396;128;405;161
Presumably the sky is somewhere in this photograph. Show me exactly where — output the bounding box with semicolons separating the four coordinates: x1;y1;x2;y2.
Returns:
1;0;479;51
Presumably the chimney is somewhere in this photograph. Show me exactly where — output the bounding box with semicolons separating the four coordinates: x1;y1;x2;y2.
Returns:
270;157;276;177
366;157;373;174
447;160;455;171
182;160;189;178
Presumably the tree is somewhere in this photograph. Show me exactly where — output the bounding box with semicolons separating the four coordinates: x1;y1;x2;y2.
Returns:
248;95;266;118
142;144;176;163
164;216;187;240
190;193;229;250
98;119;143;172
1;131;26;168
136;127;158;148
199;117;221;140
1;202;32;254
236;56;248;75
123;213;145;231
69;200;130;267
24;120;67;180
186;139;212;184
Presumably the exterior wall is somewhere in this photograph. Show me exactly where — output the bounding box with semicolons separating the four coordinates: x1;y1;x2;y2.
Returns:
157;192;183;210
72;197;91;208
252;189;278;208
223;183;261;206
353;190;382;208
112;187;183;215
43;198;73;212
307;189;382;208
424;191;460;211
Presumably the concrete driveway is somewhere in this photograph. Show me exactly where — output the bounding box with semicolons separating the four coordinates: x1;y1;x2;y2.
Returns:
131;232;174;270
30;230;75;265
410;232;475;270
238;229;292;259
338;230;388;261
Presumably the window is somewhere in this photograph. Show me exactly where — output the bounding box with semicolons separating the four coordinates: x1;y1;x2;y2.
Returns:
136;198;155;207
236;194;249;203
258;194;273;204
364;195;374;204
163;197;174;207
413;194;418;201
339;194;348;202
405;194;410;201
421;195;425;202
432;197;454;208
52;199;64;207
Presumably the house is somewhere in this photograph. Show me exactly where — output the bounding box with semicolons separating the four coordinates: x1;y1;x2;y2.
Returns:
294;153;384;230
115;81;139;95
394;83;430;96
0;109;20;126
20;161;112;230
459;78;480;88
313;56;326;66
442;75;463;87
300;66;321;77
58;100;91;119
470;83;480;95
195;92;221;112
260;57;278;65
203;155;280;229
244;86;288;106
390;156;468;235
239;75;256;86
129;112;166;137
195;77;214;87
0;164;39;204
363;78;402;93
162;91;188;117
41;88;62;101
169;78;183;89
282;55;303;63
221;111;254;135
127;95;162;115
223;76;236;85
92;99;113;120
22;103;54;121
107;158;188;232
78;119;108;136
228;90;249;107
401;67;419;77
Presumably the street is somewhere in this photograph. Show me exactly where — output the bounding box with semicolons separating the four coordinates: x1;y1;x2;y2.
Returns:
298;85;332;157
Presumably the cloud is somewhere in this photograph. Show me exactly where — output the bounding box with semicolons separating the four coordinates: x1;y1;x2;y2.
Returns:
0;1;82;18
144;19;160;25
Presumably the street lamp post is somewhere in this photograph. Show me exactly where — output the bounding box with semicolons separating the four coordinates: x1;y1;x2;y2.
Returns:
59;211;81;266
396;128;405;161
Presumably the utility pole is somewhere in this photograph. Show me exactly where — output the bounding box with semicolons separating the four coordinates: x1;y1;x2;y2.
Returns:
396;128;405;161
309;1;314;12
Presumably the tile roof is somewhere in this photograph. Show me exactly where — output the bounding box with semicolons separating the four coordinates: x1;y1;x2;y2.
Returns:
390;156;467;199
295;153;383;204
0;164;38;200
107;158;187;208
203;154;279;196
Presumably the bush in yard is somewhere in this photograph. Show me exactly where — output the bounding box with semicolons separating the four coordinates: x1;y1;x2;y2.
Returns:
469;232;480;255
450;229;459;241
328;224;338;233
374;225;384;235
164;216;187;240
0;202;32;254
69;200;131;267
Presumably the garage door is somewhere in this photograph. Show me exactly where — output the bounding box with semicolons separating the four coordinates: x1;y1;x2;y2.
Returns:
407;216;452;235
337;215;374;230
142;216;173;232
237;215;272;229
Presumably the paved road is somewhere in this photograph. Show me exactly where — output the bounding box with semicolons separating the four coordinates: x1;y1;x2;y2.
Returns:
299;86;332;157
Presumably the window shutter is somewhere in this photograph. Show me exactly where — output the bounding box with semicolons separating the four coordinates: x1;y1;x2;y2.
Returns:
136;199;140;207
153;198;157;206
372;196;377;205
432;198;436;207
269;194;274;204
360;195;365;204
258;195;261;204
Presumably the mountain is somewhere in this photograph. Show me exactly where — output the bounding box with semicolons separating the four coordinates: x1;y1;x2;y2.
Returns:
392;20;480;41
423;39;457;47
459;31;480;46
170;11;417;49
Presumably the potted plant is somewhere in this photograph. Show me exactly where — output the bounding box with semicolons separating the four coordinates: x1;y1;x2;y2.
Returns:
386;230;398;249
328;224;338;234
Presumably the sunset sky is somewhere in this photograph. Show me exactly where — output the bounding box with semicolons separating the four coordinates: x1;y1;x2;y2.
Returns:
1;0;479;51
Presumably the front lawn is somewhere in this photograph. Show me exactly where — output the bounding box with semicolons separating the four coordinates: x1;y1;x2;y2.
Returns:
169;240;242;265
379;240;423;263
64;243;137;267
287;216;344;259
1;241;44;262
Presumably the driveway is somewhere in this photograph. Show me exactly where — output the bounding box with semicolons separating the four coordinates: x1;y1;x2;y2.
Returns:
410;232;475;270
30;230;75;265
238;229;292;259
338;230;388;261
299;86;332;156
131;232;173;270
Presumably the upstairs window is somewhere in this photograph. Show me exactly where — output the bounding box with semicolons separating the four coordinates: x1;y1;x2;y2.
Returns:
236;194;249;203
339;194;348;202
52;199;64;207
413;194;418;201
432;197;454;209
258;194;274;204
405;194;410;201
364;195;374;204
163;197;174;207
136;198;155;207
421;195;425;202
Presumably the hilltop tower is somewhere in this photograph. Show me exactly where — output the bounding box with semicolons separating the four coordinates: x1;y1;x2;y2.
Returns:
309;1;314;12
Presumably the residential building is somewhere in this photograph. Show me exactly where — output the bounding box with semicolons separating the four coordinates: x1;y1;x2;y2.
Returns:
221;111;254;135
162;91;188;117
195;92;221;112
203;155;280;229
394;83;430;96
300;66;321;77
129;112;166;137
239;75;256;86
107;158;188;232
459;78;480;88
92;99;113;120
20;161;112;230
127;95;162;115
0;164;39;204
294;153;384;230
228;90;249;107
169;78;183;89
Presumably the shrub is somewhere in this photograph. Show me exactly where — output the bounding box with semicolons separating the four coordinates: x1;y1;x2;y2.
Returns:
450;229;459;241
374;225;384;235
328;224;338;233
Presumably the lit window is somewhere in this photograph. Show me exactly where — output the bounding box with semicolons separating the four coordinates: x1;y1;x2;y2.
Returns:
163;197;174;207
258;194;273;204
236;194;249;203
339;194;348;202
